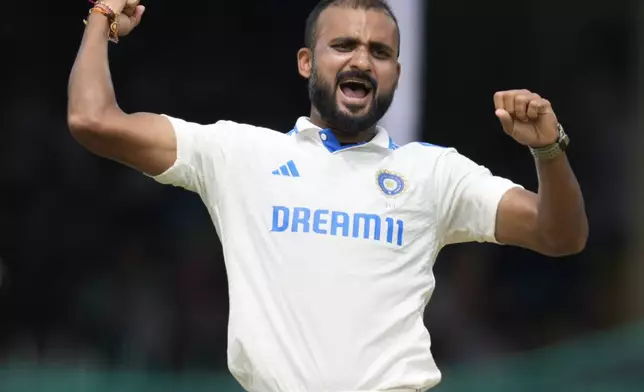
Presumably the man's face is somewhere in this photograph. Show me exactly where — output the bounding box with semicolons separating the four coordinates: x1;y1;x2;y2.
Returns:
301;7;401;135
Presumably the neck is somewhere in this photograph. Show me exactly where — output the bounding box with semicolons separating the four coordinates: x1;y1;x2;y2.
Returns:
308;110;377;144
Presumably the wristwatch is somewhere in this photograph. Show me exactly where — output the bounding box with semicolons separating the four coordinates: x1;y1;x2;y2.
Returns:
530;123;569;161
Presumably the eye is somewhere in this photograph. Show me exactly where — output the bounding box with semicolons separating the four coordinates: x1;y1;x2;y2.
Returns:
333;41;355;52
372;48;391;59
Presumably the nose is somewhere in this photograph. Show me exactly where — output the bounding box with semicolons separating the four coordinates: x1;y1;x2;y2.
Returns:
348;46;372;73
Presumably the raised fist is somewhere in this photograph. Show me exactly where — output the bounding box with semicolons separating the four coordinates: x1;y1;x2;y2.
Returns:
493;89;559;148
99;0;145;37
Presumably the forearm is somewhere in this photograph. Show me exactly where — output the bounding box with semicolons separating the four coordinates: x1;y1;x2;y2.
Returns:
535;153;588;253
68;13;120;126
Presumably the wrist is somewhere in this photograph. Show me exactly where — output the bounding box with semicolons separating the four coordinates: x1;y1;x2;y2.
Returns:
528;136;558;149
86;11;110;24
529;123;569;161
84;3;120;43
95;1;123;14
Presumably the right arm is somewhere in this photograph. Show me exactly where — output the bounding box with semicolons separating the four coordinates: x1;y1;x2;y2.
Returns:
67;6;175;176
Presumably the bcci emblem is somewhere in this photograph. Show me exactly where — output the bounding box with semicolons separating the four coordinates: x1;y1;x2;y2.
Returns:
376;170;406;197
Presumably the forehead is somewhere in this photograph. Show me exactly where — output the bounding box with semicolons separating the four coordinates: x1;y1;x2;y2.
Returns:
316;7;398;46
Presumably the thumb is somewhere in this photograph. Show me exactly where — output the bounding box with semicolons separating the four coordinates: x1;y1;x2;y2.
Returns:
495;109;514;135
134;5;145;24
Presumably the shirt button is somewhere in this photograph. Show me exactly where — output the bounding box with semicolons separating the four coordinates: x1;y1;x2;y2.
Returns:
320;133;328;141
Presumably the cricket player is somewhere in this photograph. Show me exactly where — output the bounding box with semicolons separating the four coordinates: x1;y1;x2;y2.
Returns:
67;0;588;391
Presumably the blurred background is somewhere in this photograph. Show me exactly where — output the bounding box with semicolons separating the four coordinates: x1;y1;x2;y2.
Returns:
1;0;642;391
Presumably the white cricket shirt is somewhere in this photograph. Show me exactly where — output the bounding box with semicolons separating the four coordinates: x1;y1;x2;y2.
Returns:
152;115;521;392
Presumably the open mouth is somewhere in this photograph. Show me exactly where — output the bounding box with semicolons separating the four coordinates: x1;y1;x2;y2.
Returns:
339;79;373;100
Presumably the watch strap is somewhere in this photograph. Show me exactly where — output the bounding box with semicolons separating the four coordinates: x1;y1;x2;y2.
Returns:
529;123;568;161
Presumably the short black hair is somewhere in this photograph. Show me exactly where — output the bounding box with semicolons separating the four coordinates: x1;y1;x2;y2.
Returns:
304;0;400;58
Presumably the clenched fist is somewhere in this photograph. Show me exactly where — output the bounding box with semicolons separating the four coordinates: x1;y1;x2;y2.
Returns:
494;90;559;148
99;0;145;37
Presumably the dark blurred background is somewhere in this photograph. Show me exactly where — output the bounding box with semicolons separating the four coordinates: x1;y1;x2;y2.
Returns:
0;0;642;391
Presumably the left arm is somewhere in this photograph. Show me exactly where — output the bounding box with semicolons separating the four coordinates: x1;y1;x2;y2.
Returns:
493;90;588;256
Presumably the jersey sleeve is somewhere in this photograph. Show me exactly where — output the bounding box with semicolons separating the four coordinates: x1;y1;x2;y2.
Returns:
149;115;234;196
435;148;523;245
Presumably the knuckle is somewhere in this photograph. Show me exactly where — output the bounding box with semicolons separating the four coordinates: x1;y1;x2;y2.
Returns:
516;94;528;104
515;101;529;114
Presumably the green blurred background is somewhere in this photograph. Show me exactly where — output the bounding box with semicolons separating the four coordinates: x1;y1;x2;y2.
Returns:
3;320;644;391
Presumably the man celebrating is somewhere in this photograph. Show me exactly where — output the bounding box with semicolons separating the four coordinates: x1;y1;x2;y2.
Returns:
67;0;588;391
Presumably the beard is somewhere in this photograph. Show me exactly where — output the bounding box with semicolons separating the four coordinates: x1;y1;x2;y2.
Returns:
308;61;396;136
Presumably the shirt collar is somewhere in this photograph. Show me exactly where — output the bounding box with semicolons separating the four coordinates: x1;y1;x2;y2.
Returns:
290;117;399;152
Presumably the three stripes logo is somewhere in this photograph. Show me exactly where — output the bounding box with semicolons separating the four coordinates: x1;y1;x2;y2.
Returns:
272;160;300;177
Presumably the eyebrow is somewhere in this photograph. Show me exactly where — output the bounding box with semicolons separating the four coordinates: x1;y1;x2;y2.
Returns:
329;37;396;56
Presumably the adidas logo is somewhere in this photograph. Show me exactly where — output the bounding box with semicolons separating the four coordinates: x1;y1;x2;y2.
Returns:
272;160;300;177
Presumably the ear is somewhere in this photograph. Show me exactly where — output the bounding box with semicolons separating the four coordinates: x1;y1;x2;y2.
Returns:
297;47;313;79
396;61;402;83
394;61;402;89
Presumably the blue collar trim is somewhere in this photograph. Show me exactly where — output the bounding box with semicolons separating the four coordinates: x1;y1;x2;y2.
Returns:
318;129;368;153
288;118;398;152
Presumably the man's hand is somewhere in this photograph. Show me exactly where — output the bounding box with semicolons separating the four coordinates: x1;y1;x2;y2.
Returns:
491;89;587;256
100;0;145;37
493;89;559;148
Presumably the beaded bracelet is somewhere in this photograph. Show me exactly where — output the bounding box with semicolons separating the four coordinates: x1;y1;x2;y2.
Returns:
83;1;119;43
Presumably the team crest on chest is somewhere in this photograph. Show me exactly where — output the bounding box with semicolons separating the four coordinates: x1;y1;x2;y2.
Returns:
376;170;406;197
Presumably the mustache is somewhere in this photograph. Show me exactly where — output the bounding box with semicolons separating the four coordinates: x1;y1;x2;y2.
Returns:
335;70;378;91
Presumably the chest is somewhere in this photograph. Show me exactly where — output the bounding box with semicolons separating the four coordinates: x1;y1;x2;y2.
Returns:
245;145;428;206
220;144;439;245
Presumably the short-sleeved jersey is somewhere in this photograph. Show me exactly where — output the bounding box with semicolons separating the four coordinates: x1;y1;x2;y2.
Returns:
152;115;522;392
